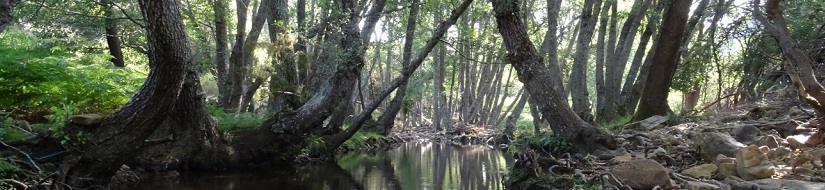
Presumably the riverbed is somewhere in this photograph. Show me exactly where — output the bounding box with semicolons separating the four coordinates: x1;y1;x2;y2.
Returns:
126;142;514;190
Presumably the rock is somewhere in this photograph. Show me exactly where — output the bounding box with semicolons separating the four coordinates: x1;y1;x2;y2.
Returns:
732;179;825;190
716;162;738;180
787;136;806;149
610;159;671;190
609;153;633;164
695;132;746;161
685;181;720;190
767;147;792;161
757;135;779;148
805;130;824;146
682;164;718;178
735;145;775;180
640;115;669;130
69;114;104;126
732;125;762;144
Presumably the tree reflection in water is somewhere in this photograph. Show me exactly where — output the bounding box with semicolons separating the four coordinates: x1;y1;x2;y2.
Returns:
128;142;512;190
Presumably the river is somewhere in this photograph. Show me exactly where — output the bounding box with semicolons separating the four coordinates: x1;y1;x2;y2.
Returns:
126;142;514;190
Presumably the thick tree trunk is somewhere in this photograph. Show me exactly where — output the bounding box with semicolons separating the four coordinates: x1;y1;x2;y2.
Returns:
568;0;602;122
62;0;191;186
631;0;692;121
213;0;229;105
374;0;410;134
752;0;825;114
103;1;125;67
269;0;383;135
620;0;665;115
0;0;15;33
491;0;617;153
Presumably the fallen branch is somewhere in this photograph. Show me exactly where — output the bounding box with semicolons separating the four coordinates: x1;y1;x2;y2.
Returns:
0;140;41;172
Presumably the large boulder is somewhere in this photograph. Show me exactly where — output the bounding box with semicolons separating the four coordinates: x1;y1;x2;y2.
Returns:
609;159;671;190
735;145;775;180
732;179;825;190
732;125;762;144
695;132;746;161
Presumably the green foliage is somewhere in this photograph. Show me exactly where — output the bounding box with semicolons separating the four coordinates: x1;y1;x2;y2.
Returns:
0;117;32;141
0;29;144;114
0;159;20;176
511;133;572;156
207;105;266;132
342;131;383;148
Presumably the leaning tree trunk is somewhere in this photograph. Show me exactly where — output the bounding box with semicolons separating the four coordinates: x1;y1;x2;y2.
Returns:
319;0;473;153
491;0;617;153
631;0;692;122
61;0;191;186
752;0;825;114
377;0;418;135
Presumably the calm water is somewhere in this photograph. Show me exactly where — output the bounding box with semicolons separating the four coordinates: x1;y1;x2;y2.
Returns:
127;142;514;190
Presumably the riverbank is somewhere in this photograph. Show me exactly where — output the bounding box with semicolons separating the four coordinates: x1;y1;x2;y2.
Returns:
505;97;825;189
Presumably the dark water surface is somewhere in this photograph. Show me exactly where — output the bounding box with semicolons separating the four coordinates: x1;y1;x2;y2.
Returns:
127;142;514;190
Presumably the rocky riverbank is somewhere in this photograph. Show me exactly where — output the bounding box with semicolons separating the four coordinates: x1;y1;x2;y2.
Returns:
506;97;825;190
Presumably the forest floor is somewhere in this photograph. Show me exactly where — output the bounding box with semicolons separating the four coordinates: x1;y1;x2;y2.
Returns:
506;89;825;189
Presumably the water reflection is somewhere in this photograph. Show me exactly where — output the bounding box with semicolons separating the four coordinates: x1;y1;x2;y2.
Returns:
128;142;513;190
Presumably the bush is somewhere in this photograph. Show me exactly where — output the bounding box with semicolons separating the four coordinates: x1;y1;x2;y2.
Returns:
0;29;144;114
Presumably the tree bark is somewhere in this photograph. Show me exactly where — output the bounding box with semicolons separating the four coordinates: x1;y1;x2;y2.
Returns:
225;0;249;110
433;9;450;131
752;0;825;114
491;0;617;153
601;0;653;122
620;0;665;115
568;0;602;122
631;0;692;121
377;0;418;134
213;0;229;105
594;0;611;121
320;0;473;152
103;0;125;67
0;0;15;33
502;90;528;143
62;0;191;186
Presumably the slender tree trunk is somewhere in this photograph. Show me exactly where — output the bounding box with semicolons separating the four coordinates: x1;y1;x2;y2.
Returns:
502;90;528;143
541;0;564;92
320;0;472;152
601;0;653;122
568;0;602;122
377;0;416;134
433;10;449;131
631;0;692;121
103;0;125;67
213;0;229;104
621;0;665;115
225;0;250;111
63;0;191;186
491;0;617;153
594;0;610;121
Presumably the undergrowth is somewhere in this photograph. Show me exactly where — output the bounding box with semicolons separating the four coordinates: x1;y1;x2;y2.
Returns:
207;105;267;132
